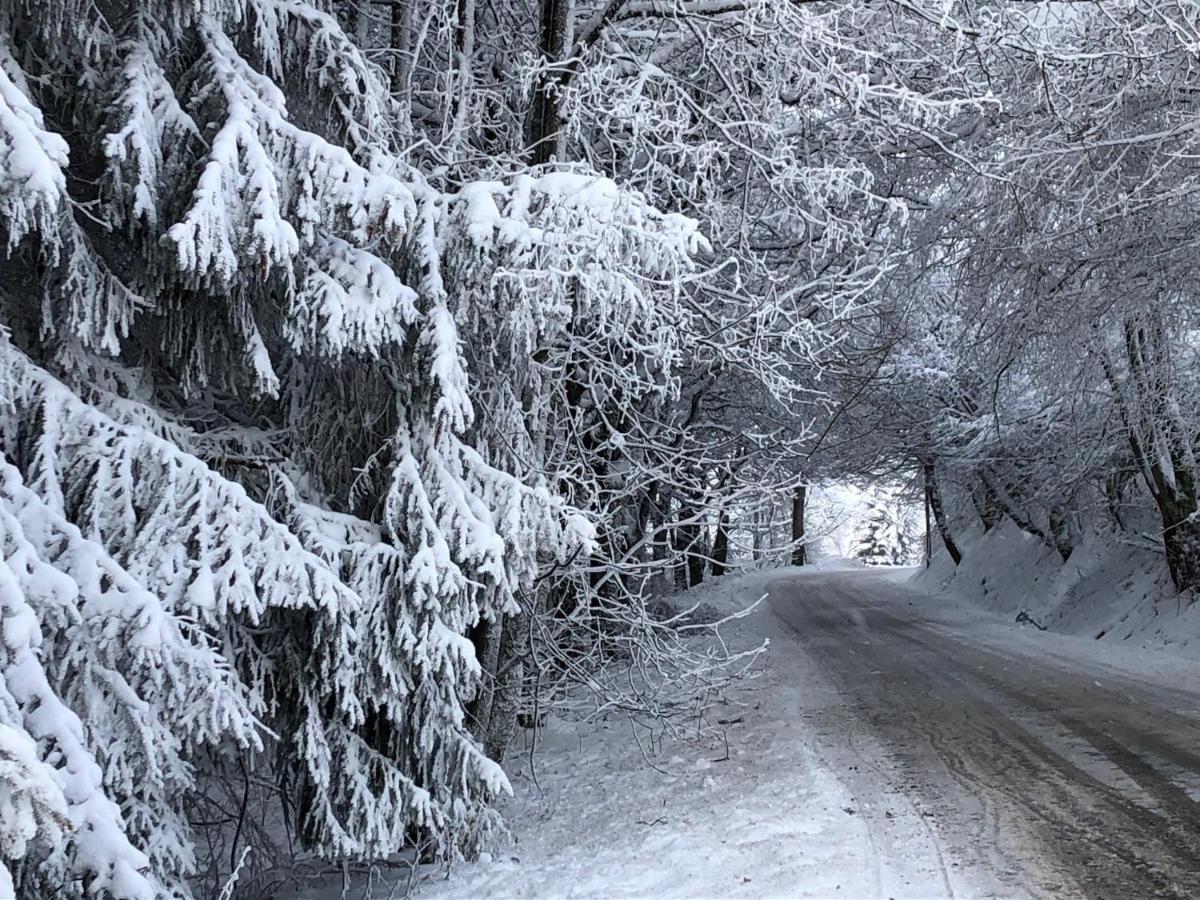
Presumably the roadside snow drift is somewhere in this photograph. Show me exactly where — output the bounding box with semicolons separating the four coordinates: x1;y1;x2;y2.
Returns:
915;522;1200;660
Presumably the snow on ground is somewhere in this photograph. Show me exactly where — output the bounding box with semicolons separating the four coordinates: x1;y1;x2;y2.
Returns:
914;521;1200;660
307;550;1200;900
405;563;983;900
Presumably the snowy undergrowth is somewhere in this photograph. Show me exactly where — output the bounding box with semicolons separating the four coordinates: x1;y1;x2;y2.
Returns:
915;522;1200;659
306;566;972;900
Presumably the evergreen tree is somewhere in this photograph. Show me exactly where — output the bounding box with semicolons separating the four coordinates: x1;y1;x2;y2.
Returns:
0;1;703;894
852;488;911;567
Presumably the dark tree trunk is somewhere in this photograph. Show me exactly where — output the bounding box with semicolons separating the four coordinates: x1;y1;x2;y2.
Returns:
923;457;962;565
484;608;527;762
1154;409;1200;593
672;495;706;588
671;500;692;591
791;484;807;566
687;528;707;587
355;0;371;48
525;0;572;164
645;484;673;591
1160;496;1200;594
971;479;1004;531
978;467;1056;549
1104;468;1130;532
924;480;932;567
711;510;729;576
466;617;500;735
1100;312;1200;594
1048;506;1074;562
389;0;413;92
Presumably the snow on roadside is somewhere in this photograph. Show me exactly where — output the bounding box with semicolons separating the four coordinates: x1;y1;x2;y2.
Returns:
913;521;1200;661
405;568;979;900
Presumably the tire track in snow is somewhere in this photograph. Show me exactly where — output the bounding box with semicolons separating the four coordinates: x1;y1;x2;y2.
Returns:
769;570;1200;899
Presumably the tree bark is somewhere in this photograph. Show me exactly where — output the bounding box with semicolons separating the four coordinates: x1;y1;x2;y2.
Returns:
466;617;500;736
924;479;932;567
711;510;729;576
672;495;706;588
446;0;476;154
484;608;527;762
1104;468;1131;532
389;0;412;92
1048;506;1074;562
790;484;807;566
355;0;371;48
525;0;573;164
687;526;707;587
1099;315;1200;593
387;0;416;143
671;500;690;590
978;467;1055;550
923;457;962;565
1159;494;1200;594
971;479;1003;531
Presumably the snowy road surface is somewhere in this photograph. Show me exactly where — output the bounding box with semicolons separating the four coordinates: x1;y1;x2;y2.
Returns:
355;564;1200;900
773;567;1200;899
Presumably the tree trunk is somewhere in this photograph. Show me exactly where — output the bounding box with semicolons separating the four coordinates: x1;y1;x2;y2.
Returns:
525;0;573;164
1160;494;1200;594
1104;468;1130;532
672;495;706;588
1048;506;1074;562
355;0;371;48
790;484;807;566
978;467;1055;549
466;617;500;736
971;479;1003;531
484;608;527;762
648;494;676;592
389;0;412;92
1099;315;1200;593
924;478;932;567
923;457;962;565
387;0;416;143
711;510;729;576
446;0;476;154
671;499;691;591
687;526;707;587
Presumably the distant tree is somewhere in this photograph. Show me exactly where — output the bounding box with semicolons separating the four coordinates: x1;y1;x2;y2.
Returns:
852;488;915;567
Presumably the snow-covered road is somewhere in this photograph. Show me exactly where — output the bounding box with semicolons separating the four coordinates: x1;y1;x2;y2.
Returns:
773;567;1200;899
354;564;1200;899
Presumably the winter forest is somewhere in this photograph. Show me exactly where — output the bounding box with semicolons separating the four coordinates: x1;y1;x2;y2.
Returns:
5;0;1200;897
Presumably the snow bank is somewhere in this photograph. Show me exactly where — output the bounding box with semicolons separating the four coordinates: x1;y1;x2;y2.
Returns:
913;521;1200;659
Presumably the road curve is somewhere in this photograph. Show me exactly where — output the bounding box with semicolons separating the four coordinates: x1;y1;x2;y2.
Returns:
768;567;1200;900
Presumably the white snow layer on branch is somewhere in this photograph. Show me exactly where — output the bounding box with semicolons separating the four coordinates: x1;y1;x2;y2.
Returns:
0;35;68;252
164;19;416;289
104;33;199;230
0;339;367;885
0;3;712;887
4;346;358;629
288;234;418;359
0;475;160;899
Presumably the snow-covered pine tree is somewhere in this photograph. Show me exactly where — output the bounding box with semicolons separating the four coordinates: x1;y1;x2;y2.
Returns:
0;1;705;895
853;505;895;566
853;488;911;566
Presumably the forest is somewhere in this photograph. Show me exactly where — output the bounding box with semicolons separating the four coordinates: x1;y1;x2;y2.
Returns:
2;0;1199;897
